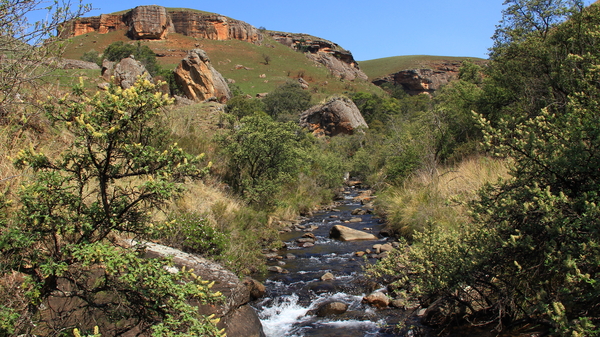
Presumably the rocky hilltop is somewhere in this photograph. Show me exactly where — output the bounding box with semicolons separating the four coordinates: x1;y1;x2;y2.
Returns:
60;5;263;44
371;60;486;95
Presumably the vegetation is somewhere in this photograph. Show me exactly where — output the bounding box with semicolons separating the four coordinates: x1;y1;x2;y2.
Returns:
262;82;312;121
369;1;600;336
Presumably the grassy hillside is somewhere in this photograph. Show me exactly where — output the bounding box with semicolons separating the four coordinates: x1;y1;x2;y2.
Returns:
359;55;486;80
62;28;385;99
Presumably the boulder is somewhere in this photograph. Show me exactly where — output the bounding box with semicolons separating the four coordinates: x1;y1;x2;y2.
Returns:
101;59;115;81
363;291;390;309
243;277;266;300
127;5;174;39
329;225;378;241
306;51;368;81
300;96;368;137
320;272;335;281
113;56;152;89
174;49;232;102
58;58;100;70
314;301;349;317
124;240;265;337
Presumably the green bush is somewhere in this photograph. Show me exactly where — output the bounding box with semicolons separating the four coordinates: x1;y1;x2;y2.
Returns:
225;95;266;119
263;82;312;120
81;49;101;66
103;41;160;76
157;212;228;257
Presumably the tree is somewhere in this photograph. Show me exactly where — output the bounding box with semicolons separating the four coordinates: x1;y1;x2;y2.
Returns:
218;114;306;207
262;82;312;120
0;0;90;121
491;0;583;54
370;4;600;335
103;41;160;76
0;78;223;335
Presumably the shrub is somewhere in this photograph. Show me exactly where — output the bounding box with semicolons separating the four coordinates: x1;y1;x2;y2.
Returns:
262;82;312;119
103;41;160;76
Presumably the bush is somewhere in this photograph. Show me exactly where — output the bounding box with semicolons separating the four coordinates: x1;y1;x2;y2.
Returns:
263;82;312;120
81;49;101;66
157;212;228;257
225;95;265;119
103;41;160;76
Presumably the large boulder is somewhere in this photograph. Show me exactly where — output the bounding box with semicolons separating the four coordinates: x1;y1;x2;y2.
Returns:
126;240;265;337
306;52;367;81
127;5;174;39
113;56;152;89
314;301;349;317
329;225;378;241
363;291;390;309
174;49;232;102
300;96;368;137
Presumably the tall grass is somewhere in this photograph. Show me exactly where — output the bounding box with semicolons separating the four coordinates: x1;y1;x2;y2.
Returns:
377;156;510;239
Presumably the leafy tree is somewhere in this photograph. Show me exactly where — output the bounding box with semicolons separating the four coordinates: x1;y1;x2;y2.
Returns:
0;0;90;121
103;41;160;76
262;82;312;120
218;115;306;207
225;96;266;119
371;4;600;335
491;0;583;54
0;78;223;335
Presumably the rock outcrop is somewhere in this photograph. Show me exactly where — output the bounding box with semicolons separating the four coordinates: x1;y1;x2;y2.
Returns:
112;55;152;89
61;6;263;44
329;225;378;241
128;5;174;40
300;96;368;137
270;32;366;81
174;49;231;102
372;61;485;96
128;240;266;337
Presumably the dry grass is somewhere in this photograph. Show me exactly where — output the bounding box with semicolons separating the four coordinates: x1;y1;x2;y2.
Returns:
377;156;510;238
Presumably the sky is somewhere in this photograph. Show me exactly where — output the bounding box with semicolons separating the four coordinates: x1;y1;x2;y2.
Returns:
49;0;597;61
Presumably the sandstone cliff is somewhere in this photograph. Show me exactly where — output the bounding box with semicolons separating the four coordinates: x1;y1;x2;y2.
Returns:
270;32;367;81
61;6;262;44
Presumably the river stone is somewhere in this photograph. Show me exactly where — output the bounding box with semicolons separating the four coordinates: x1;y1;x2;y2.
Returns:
221;304;266;337
321;272;335;281
309;282;337;294
303;233;316;239
329;225;378;241
286;253;296;260
363;291;390;309
355;251;366;257
296;238;315;244
268;266;289;273
315;301;349;317
298;242;314;248
243;277;266;300
351;208;368;215
348;217;362;223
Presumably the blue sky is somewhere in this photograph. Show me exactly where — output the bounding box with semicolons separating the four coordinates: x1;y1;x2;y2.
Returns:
67;0;596;61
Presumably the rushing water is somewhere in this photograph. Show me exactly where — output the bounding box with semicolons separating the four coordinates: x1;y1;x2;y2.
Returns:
252;188;410;337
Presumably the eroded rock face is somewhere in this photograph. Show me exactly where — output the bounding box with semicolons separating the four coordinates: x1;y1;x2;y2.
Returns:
113;56;152;89
300;96;368;137
372;61;485;96
270;32;365;81
127;5;174;39
307;52;367;81
61;6;263;44
170;11;262;44
174;49;231;102
127;240;266;337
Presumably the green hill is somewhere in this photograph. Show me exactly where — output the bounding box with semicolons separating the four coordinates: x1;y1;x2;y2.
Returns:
359;55;486;80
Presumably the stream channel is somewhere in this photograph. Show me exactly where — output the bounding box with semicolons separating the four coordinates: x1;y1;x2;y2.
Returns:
252;187;415;337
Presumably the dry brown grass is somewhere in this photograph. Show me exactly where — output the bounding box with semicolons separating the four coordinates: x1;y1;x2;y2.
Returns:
377;156;510;238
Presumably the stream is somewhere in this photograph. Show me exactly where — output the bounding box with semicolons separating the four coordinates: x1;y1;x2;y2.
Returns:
252;187;415;337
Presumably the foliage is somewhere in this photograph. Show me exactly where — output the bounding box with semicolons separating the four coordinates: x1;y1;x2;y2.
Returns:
372;4;600;335
0;78;223;335
0;0;90;121
218;114;307;207
103;41;160;76
492;0;583;52
81;49;101;66
153;211;228;257
262;82;312;120
225;95;266;119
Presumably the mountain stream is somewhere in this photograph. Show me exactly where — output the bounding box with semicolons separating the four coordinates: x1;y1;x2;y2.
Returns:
252;187;415;337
